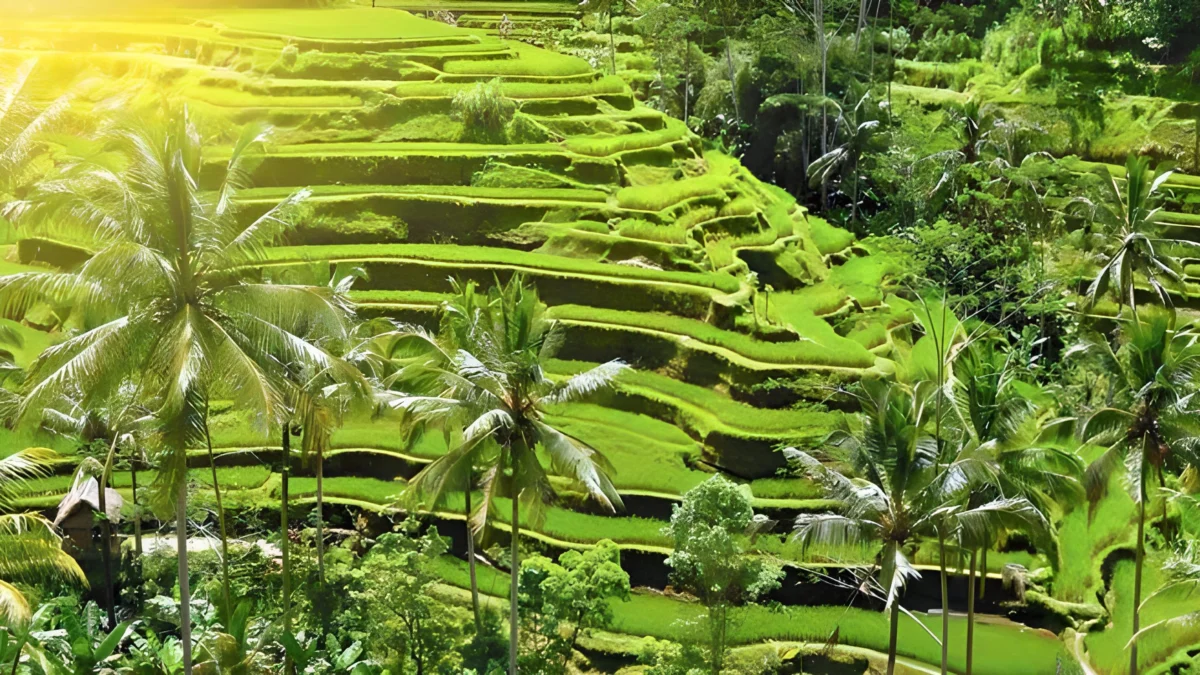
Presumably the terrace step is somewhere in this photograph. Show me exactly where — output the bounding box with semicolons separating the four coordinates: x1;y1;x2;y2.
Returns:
264;243;738;319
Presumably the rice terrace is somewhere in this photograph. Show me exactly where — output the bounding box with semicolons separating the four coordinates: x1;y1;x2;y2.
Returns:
3;0;1200;673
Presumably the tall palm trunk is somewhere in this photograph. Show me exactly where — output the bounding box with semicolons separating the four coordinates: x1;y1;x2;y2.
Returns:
509;492;520;675
281;427;293;675
938;529;949;675
132;459;143;601
177;478;193;675
1131;458;1148;675
466;483;481;632
683;40;690;121
886;600;899;675
720;15;740;122
979;548;987;600
315;445;325;588
97;442;118;628
97;480;117;628
967;550;977;675
202;413;232;618
607;12;617;75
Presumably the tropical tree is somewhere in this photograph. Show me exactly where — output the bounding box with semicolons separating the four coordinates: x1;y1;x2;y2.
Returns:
808;92;881;222
664;476;782;675
0;107;356;674
0;58;72;234
1075;309;1200;675
787;373;1043;675
786;379;939;675
388;275;626;675
1075;154;1190;315
0;447;87;625
948;336;1082;675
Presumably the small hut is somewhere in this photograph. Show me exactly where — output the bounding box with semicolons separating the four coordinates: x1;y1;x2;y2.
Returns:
54;475;122;553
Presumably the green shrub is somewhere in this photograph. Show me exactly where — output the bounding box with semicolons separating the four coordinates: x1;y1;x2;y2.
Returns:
452;78;516;143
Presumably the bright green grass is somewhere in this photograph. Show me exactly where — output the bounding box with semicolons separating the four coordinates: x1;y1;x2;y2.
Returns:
262;244;741;293
542;403;706;495
207;8;464;40
564;121;691;157
548;305;877;369
286;476;405;504
1053;446;1138;604
242;184;610;203
546;358;841;442
616;173;735;212
432;556;1061;675
443;42;592;77
1085;557;1200;675
809;216;856;255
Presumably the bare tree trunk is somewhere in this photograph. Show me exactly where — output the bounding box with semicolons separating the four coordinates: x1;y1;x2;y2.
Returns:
1131;481;1147;675
177;479;193;675
509;494;520;675
886;600;899;675
967;550;977;675
316;447;325;588
132;460;143;602
281;428;293;675
683;40;690;121
466;482;481;632
869;0;881;82
608;12;617;75
854;0;868;50
938;529;949;675
817;0;829;207
97;470;117;628
203;411;232;619
720;13;740;122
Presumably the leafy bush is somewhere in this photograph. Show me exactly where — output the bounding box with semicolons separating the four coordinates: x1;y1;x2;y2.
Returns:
452;79;516;143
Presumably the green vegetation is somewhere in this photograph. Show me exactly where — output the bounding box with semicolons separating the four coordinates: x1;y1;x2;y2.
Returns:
9;1;1200;674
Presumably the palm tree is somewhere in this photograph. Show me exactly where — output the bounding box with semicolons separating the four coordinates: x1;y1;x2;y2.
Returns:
1075;154;1191;315
389;275;626;674
0;58;72;232
0;107;354;674
787;376;1044;675
948;336;1082;675
808;92;881;222
1076;309;1200;675
0;447;87;625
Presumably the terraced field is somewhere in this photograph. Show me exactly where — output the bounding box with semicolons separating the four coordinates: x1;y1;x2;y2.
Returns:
0;4;1089;672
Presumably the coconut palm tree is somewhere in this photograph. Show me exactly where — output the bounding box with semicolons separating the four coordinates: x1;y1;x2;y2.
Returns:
0;58;73;230
388;275;625;674
1075;309;1200;675
0;107;355;674
808;92;881;223
1076;154;1191;315
0;447;87;625
787;376;1044;675
948;336;1082;675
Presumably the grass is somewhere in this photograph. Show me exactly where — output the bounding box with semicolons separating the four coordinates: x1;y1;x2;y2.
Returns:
1085;557;1200;675
432;556;1062;675
548;305;878;369
262;244;741;293
547;358;841;443
207;8;465;41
